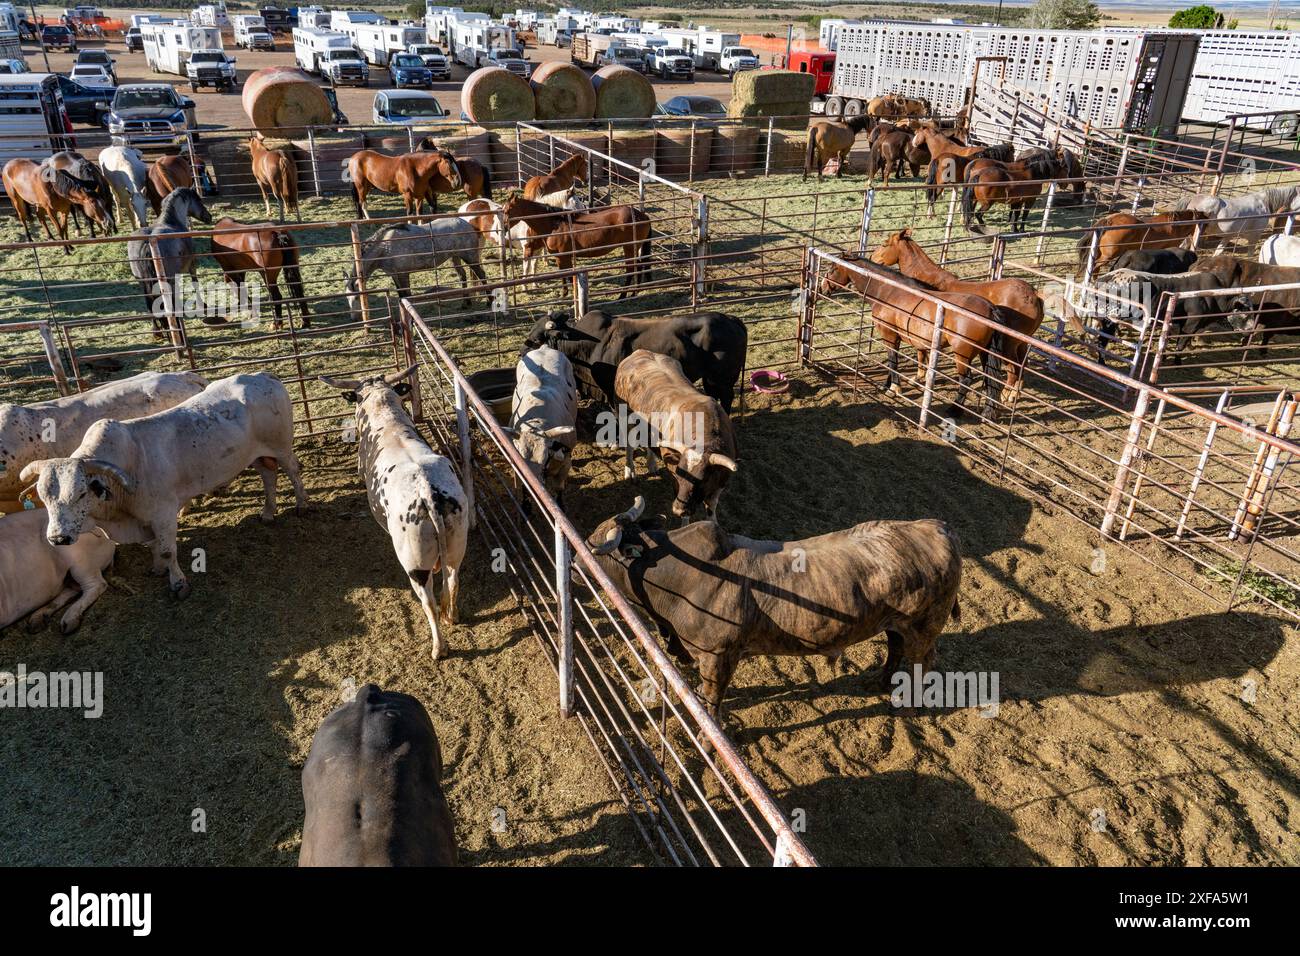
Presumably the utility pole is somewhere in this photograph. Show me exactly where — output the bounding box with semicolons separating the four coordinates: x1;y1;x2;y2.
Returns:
1267;0;1280;30
28;2;52;73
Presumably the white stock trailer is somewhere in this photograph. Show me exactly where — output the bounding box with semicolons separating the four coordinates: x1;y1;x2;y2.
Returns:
297;6;331;30
142;22;224;77
191;3;229;28
453;20;516;69
824;20;1300;135
293;27;370;85
355;22;426;66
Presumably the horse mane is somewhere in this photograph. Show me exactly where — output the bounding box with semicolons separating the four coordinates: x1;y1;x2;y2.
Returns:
1022;152;1058;181
844;115;872;134
979;143;1016;162
158;186;199;221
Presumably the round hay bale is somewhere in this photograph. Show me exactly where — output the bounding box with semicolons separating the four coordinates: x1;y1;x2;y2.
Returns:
655;126;714;178
530;62;596;121
611;128;656;171
710;124;760;172
591;65;656;120
463;67;536;124
242;67;332;139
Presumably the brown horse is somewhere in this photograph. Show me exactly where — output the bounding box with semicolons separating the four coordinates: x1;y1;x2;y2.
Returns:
344;148;464;218
1077;209;1209;276
865;123;919;184
415;137;492;199
866;94;931;120
209;218;311;329
871;228;1044;402
961;147;1081;233
248;134;300;222
821;252;1009;417
144;153;210;215
914;125;1009;217
2;158;112;253
46;150;115;235
803;115;871;181
522;153;587;201
501;194;651;299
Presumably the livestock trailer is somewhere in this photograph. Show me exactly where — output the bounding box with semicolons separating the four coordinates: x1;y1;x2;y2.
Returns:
355;22;426;66
1179;29;1300;134
142;22;224;77
0;73;73;164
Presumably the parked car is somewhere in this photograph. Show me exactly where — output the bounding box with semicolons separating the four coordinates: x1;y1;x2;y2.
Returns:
555;31;571;49
75;49;117;84
388;52;433;89
69;64;114;89
0;58;30;75
407;43;450;80
55;74;116;125
657;95;727;117
486;47;531;78
372;89;448;125
41;25;78;52
124;27;143;52
105;83;197;148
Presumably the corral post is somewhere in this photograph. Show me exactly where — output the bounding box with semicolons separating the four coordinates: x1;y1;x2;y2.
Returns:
917;305;946;431
1113;138;1130;201
548;133;556;170
574;270;589;320
453;378;474;530
184;131;201;194
349;224;373;331
397;295;423;423
1175;389;1230;541
406;126;415;151
939;189;959;265
988;234;1006;280
1130;176;1145;213
1082;229;1099;288
515;122;524;187
694;195;709;303
1034;182;1057;266
307;127;322;198
688;120;697;183
764;116;774;176
798;246;816;367
36;322;71;396
857;188;875;253
1101;387;1153;539
555;524;575;719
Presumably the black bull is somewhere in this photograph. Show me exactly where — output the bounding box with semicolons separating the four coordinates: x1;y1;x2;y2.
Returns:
523;309;748;413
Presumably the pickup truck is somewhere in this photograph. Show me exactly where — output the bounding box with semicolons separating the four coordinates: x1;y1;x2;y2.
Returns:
104;83;197;148
604;45;645;72
185;50;238;93
719;46;759;79
407;43;450;80
650;47;694;81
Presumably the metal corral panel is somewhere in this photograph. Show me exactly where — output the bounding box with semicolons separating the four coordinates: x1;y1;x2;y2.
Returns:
1181;30;1300;125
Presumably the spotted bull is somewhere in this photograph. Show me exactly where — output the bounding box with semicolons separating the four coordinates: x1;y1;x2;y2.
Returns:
586;498;963;723
321;366;467;660
300;684;457;866
508;347;577;505
0;371;207;513
20;373;306;600
0;509;115;634
615;350;737;523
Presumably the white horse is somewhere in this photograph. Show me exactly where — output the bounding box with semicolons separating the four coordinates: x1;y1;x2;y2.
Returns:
1260;232;1300;267
1170;183;1300;254
98;146;151;229
457;186;589;279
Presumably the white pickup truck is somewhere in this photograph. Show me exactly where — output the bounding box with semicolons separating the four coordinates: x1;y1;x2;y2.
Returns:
719;46;759;79
407;42;450;80
650;46;694;81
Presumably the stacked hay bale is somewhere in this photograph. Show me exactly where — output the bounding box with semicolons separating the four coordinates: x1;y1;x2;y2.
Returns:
530;62;596;121
462;66;536;123
242;67;333;138
611;127;657;172
710;124;761;174
655;126;714;179
591;65;656;120
727;70;814;129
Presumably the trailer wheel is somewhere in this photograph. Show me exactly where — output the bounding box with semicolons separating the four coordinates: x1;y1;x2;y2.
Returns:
1271;113;1299;140
843;98;864;118
824;95;844;118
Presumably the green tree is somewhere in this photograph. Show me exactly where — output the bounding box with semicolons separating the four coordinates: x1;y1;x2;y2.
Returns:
1169;5;1222;28
1024;0;1102;29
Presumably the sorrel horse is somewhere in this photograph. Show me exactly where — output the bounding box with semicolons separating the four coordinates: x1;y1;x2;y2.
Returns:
501;194;651;299
46;150;115;236
522;153;587;201
1076;209;1209;276
144;153;211;215
209;218;311;329
344;148;464;217
913;125;1013;217
961;147;1082;233
870;228;1044;402
820;252;1009;417
415;137;492;199
803;115;872;181
248;134;300;222
2;157;112;253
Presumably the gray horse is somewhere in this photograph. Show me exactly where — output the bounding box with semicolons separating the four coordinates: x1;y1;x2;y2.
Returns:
344;215;489;323
127;187;214;338
1170;183;1300;254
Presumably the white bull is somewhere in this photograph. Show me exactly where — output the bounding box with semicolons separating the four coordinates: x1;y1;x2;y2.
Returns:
20;373;307;600
0;509;116;634
1;370;208;513
320;366;467;660
508;346;577;505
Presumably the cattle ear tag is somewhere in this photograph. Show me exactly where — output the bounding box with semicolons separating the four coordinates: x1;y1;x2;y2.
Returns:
20;486;39;509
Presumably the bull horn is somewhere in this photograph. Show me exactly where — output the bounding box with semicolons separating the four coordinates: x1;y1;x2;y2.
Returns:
383;364;418;386
82;457;134;494
18;459;53;484
590;525;623;556
319;374;362;390
707;453;738;472
621;495;645;523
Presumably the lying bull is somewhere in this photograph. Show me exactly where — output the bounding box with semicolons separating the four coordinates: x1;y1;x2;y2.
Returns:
321;366;467;660
20;373;307;600
0;509;115;634
507;347;577;505
586;497;963;722
0;370;207;513
1191;255;1300;355
615;350;737;523
523;309;748;413
300;684;457;866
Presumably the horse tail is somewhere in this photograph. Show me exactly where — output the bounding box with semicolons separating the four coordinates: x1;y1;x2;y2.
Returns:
479;161;493;200
925;159;939;211
276;232;310;324
803;132;816;180
961;172;981;233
